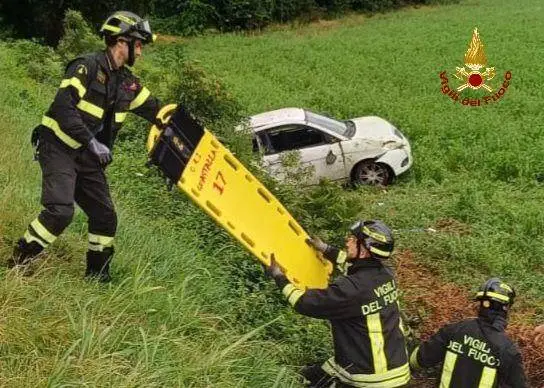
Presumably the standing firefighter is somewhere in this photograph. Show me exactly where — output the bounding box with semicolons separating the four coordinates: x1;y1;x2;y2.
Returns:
10;11;162;282
265;220;410;387
410;278;527;387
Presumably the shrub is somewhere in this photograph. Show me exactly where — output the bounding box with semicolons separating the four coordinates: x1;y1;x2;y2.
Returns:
7;39;63;85
56;9;103;62
150;0;216;36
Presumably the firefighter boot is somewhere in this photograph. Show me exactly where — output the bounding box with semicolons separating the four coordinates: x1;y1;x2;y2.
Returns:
85;247;113;283
8;238;44;267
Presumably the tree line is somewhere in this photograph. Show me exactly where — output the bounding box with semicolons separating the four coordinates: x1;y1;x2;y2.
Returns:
0;0;456;45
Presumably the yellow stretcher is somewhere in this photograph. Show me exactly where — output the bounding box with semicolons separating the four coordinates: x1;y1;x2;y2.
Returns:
146;105;332;289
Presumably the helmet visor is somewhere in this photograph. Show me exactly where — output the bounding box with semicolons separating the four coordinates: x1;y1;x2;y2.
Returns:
349;221;363;235
133;20;153;43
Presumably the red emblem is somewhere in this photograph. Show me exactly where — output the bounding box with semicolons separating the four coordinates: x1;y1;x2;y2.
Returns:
123;81;139;92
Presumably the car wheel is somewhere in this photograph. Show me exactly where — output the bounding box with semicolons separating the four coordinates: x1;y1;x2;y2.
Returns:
352;161;391;186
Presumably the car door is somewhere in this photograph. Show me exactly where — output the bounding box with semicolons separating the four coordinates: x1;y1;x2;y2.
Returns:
257;124;346;184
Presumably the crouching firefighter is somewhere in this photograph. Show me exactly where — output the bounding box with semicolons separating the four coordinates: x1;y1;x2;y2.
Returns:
10;11;162;282
410;278;527;387
265;220;410;387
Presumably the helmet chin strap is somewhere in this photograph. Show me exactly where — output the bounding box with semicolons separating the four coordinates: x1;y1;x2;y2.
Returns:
355;239;364;259
127;39;136;67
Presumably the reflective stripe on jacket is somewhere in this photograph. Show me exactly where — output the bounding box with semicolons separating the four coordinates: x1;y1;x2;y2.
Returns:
276;248;410;387
40;50;160;150
410;317;527;388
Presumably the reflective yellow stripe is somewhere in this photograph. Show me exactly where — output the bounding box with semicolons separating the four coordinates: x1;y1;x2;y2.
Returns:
30;218;56;244
88;243;104;252
370;246;391;257
24;231;47;248
486;292;509;302
409;346;421;369
59;77;86;98
129;87;150;110
439;351;458;388
101;24;121;33
337;250;351;274
486;292;510;302
478;366;497;388
322;357;410;386
281;283;304;306
115;14;136;25
115;112;127;123
500;283;513;292
88;233;114;247
41;116;82;149
367;312;388;374
476;291;510;302
76;100;104;119
362;226;388;242
336;250;347;264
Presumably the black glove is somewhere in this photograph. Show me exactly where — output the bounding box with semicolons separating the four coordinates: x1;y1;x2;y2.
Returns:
306;236;329;253
88;138;112;166
264;254;285;279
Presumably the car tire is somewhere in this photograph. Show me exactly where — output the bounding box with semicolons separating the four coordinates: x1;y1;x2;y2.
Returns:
351;160;391;186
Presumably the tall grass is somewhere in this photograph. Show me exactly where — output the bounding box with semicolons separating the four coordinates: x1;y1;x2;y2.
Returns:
1;0;543;385
182;0;544;305
0;44;308;386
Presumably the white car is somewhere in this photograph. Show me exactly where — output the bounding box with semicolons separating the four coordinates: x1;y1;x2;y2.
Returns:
246;108;412;185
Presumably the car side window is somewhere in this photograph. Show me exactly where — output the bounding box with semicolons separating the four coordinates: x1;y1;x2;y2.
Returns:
264;125;327;154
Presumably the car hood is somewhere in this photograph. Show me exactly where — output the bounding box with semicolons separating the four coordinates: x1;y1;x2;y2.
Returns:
349;116;404;142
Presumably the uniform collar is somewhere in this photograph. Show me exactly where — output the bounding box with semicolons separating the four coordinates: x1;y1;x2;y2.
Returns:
99;50;120;73
347;258;383;274
478;309;508;331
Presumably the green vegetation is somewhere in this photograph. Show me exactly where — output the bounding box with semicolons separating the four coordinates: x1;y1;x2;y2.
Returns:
0;0;458;44
0;0;543;385
183;0;544;302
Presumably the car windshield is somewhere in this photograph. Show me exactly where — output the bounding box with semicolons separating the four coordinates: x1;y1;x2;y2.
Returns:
305;111;348;137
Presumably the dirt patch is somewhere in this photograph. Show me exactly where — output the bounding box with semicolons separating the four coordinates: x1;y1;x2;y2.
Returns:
432;218;472;236
396;250;544;386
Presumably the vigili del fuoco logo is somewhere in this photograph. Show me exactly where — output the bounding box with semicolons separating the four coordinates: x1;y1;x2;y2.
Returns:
439;28;512;107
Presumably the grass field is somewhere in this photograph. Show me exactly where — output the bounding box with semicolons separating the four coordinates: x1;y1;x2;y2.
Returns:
1;0;543;386
183;0;544;299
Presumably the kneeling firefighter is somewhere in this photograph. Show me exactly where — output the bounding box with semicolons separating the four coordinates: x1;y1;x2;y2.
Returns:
265;220;411;387
10;11;163;282
410;278;527;387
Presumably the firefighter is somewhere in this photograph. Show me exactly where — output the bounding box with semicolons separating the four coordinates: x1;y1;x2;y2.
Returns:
265;220;410;388
410;278;527;387
9;11;162;282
